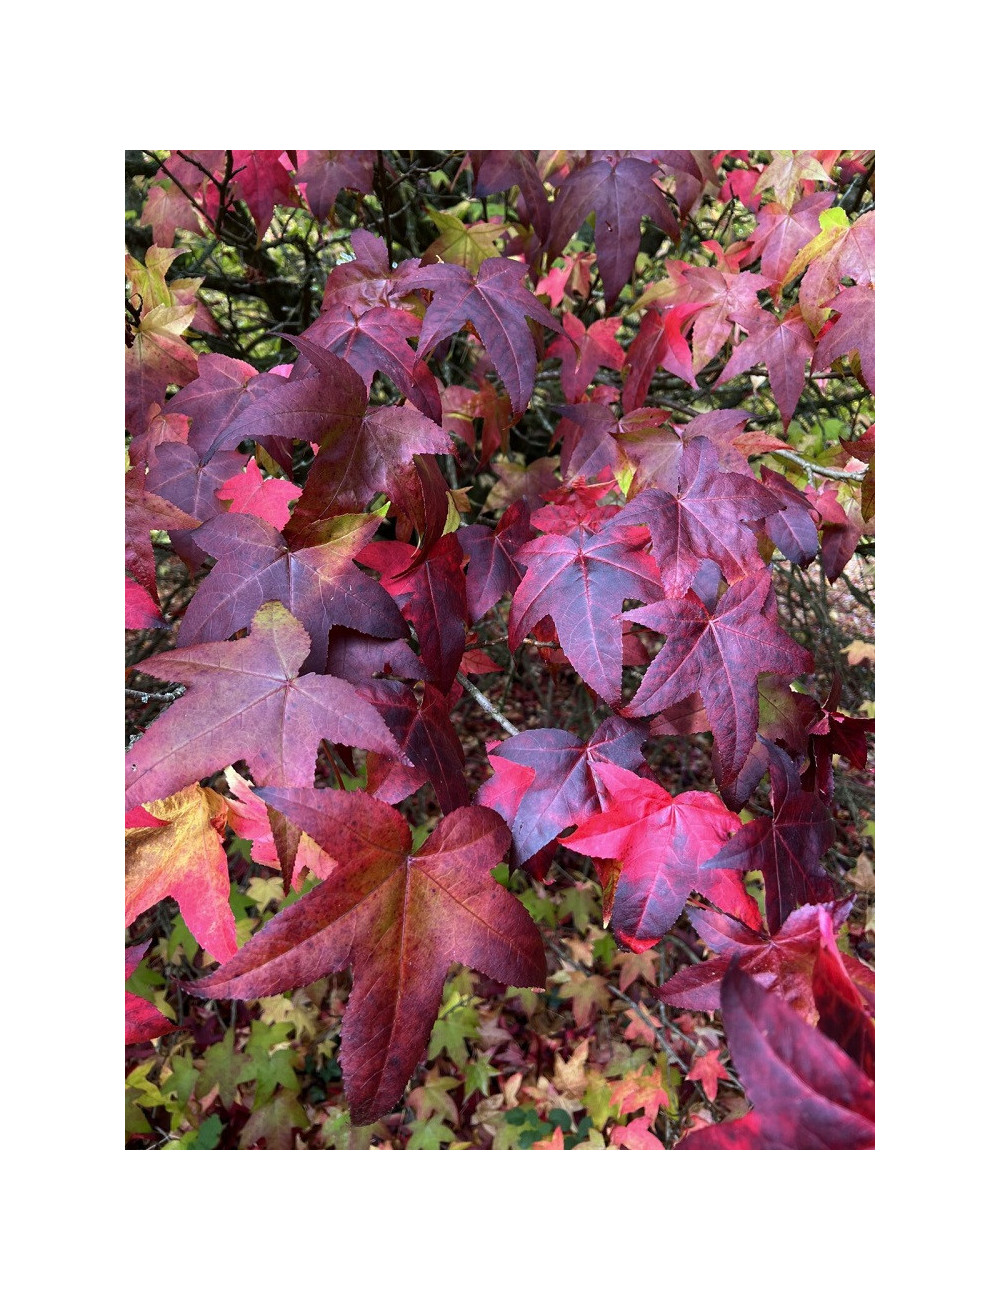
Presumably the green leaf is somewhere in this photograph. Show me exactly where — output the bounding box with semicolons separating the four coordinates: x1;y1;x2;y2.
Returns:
195;1028;256;1110
406;1114;454;1150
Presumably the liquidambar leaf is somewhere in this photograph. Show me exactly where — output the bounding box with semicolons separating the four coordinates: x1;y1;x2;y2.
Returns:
189;792;546;1124
677;964;874;1149
126;602;404;811
125;784;237;962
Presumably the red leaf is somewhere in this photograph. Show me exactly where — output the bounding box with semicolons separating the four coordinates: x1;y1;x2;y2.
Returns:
705;739;836;934
548;152;679;307
623;572;813;790
176;512;407;674
360;535;468;690
686;1048;730;1102
408;258;558;418
561;763;752;951
125;602;405;811
744;193;834;283
677;965;874;1149
716;306;815;430
188;793;546;1124
509;522;663;706
813;283;875;392
477;718;647;870
230;150;297;241
215;459;301;531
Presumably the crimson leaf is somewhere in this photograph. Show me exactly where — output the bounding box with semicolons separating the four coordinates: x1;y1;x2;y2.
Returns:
188;792;546;1124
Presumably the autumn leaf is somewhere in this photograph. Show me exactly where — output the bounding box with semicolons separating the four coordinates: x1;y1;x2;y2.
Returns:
407;258;559;418
612;437;781;596
125;601;405;811
126;783;237;962
509;522;663;706
188;792;546;1124
686;1048;729;1102
176;511;407;674
716;305;815;431
561;763;752;951
623;572;813;791
548;151;679;306
215;459;301;531
476;717;647;870
704;739;836;934
677;964;874;1149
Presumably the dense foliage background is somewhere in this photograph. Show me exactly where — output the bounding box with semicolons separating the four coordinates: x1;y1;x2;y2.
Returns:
125;149;874;1150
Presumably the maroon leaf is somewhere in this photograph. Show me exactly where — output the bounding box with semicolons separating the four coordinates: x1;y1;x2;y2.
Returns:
812;907;875;1079
623;573;813;790
163;353;284;458
285;401;453;549
459;499;533;622
359;535;468;690
206;336;367;460
704;739;836;933
300;302;442;421
125;602;405;810
477;717;647;870
407;258;558;417
295;150;375;220
659;897;853;1017
613;438;781;595
472;149;551;243
176;512;407;673
677;964;874;1149
508;522;663;706
360;680;470;814
188;792;546;1123
548;152;679;307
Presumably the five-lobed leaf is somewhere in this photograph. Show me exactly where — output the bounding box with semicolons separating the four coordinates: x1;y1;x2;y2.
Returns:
126;601;405;811
188;791;546;1124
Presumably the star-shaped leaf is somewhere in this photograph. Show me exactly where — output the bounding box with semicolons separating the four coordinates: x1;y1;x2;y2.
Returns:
622;572;813;790
407;258;558;417
547;152;679;306
125;602;405;811
716;306;815;430
561;763;751;951
613;438;781;595
509;522;663;706
176;512;407;673
188;791;546;1124
477;717;648;870
703;739;836;933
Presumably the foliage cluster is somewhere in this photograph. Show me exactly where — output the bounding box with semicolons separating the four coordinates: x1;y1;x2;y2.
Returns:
125;149;874;1149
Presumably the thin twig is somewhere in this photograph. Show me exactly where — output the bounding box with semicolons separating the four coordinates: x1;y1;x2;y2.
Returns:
765;448;867;483
125;687;186;705
457;672;519;736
